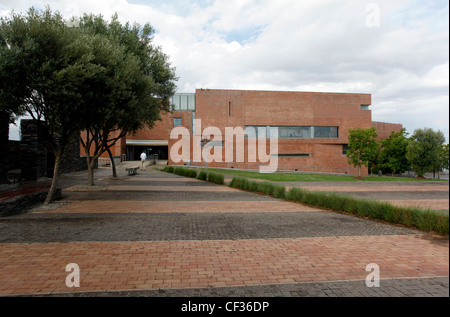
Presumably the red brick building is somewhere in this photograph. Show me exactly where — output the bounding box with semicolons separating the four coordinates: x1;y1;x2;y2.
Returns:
91;89;402;175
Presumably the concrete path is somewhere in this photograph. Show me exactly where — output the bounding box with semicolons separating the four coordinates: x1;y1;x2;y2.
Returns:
0;166;448;297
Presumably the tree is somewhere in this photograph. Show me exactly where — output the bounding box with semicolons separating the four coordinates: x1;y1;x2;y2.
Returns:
77;14;177;185
406;128;445;178
378;128;410;176
346;127;379;177
0;7;105;203
435;143;449;179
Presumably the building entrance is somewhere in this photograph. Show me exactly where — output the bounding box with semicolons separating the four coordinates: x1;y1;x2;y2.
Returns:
127;145;168;161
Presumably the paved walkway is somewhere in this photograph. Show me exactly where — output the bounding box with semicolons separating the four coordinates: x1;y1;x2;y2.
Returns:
0;166;448;297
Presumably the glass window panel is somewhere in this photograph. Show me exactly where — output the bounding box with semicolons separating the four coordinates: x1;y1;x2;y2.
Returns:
174;118;182;126
180;95;187;110
314;127;338;138
269;126;279;139
244;126;257;138
257;126;267;139
278;126;310;138
188;94;196;110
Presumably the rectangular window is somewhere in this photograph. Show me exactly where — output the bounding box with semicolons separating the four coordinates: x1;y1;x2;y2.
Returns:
278;126;311;139
170;93;196;111
174;117;182;126
314;126;338;138
201;140;224;148
272;153;310;157
244;126;268;138
342;144;350;155
245;126;338;139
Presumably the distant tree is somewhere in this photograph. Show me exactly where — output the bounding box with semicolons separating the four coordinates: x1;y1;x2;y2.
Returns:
346;127;379;177
379;128;410;176
435;143;449;179
406;128;445;178
0;7;105;203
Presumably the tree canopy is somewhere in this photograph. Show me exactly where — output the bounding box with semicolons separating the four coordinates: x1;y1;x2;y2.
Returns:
0;7;177;199
76;13;177;185
379;128;410;176
346;127;379;177
406;128;445;178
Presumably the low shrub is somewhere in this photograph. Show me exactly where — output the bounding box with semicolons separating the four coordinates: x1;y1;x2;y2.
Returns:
230;176;449;237
273;185;286;199
207;172;224;185
197;171;208;180
186;169;197;178
162;166;174;173
171;166;197;178
174;167;184;176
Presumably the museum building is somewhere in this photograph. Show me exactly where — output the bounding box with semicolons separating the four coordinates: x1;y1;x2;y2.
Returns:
92;89;402;176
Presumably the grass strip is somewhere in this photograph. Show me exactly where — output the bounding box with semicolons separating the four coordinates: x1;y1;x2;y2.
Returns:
206;168;447;182
229;176;449;237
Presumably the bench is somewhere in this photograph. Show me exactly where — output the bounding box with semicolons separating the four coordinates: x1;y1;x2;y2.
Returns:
126;167;139;175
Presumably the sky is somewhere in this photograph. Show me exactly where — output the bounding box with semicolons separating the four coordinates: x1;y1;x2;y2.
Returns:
2;0;449;142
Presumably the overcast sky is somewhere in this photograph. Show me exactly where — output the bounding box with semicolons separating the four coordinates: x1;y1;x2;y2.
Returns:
2;0;449;142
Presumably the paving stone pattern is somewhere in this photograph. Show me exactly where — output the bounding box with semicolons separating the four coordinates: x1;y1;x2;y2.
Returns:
0;167;448;297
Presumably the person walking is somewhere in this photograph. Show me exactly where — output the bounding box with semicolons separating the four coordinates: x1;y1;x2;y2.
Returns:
140;151;147;171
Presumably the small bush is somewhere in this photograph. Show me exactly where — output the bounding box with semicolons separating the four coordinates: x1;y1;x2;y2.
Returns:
162;166;174;173
171;167;197;178
207;172;224;185
197;171;208;180
273;185;286;198
174;167;184;176
186;169;197;178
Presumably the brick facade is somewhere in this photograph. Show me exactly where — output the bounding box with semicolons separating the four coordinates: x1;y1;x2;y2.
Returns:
93;89;402;176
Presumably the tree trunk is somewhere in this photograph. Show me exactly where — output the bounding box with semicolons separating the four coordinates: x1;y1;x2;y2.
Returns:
357;154;361;177
106;147;117;178
44;152;62;205
87;159;96;186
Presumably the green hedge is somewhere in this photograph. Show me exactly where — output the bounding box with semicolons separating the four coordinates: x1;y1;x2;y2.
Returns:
173;167;197;178
161;166;224;184
197;171;208;181
162;166;174;173
207;172;225;185
229;178;285;198
229;177;449;237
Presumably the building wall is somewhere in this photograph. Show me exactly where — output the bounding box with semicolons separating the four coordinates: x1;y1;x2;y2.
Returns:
182;89;373;175
77;89;402;176
372;121;403;141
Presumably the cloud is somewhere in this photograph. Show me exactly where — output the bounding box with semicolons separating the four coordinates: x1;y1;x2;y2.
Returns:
2;0;449;142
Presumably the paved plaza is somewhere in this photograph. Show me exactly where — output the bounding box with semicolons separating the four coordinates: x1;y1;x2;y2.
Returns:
0;166;448;297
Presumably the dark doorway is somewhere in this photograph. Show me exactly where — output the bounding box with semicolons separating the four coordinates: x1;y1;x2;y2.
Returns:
127;146;168;161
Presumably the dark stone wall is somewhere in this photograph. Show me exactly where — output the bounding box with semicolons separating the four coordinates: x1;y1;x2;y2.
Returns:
8;140;21;170
60;134;93;174
0;111;9;184
12;119;91;182
20;119;47;181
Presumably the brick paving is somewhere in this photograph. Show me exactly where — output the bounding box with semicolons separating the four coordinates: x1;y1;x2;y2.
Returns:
0;167;448;297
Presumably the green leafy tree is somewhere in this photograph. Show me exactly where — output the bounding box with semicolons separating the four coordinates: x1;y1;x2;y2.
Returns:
436;143;449;179
379;128;410;176
346;127;379;177
0;7;104;203
406;128;445;178
77;14;177;184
